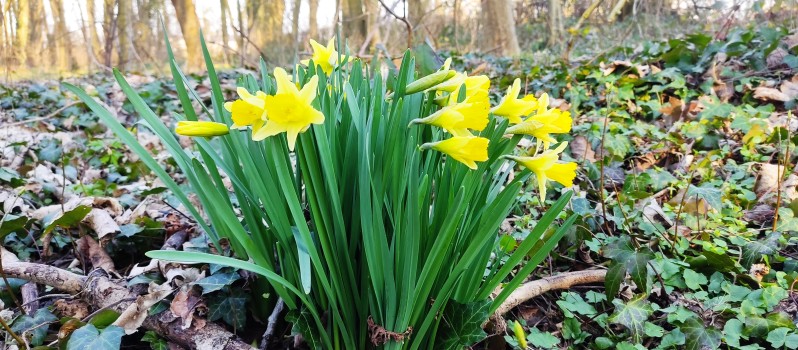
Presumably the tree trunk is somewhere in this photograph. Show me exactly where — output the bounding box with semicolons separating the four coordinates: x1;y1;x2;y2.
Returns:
342;0;366;49
482;0;520;55
49;0;74;71
117;0;131;69
102;0;116;67
235;0;245;65
364;0;380;51
135;0;157;60
247;0;285;59
15;0;29;65
87;0;101;61
408;0;428;28
291;0;300;56
170;0;203;70
220;0;230;62
27;0;43;66
548;0;563;47
308;0;318;38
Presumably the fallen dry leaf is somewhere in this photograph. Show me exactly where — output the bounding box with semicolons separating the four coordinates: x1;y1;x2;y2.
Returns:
76;236;116;272
169;289;206;330
53;299;90;319
570;135;596;162
113;282;173;334
750;264;770;282
755;163;798;203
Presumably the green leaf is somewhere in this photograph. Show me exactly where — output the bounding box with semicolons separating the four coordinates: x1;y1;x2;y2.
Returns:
605;263;625;299
609;295;653;342
436;300;491;349
527;327;560;349
768;327;791;348
604;236;653;293
742;232;781;268
686;184;722;211
207;289;249;329
0;215;30;240
195;272;241;294
657;328;686;349
286;308;323;350
724;318;744;347
141;331;168;350
683;269;708;290
66;324;124;350
680;317;721;350
88;309;120;328
11;308;57;346
44;205;91;234
644;322;665;338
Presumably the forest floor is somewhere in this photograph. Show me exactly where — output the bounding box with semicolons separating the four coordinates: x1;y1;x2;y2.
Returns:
2;23;798;349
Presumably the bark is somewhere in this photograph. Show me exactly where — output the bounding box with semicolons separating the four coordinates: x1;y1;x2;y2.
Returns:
48;0;74;71
26;0;42;66
235;0;245;65
342;0;366;49
1;245;253;350
135;0;157;60
117;0;131;69
408;0;428;28
364;0;380;50
291;0;300;56
247;0;285;59
494;269;607;315
220;0;231;62
548;0;564;47
102;0;116;67
482;0;520;55
15;0;29;65
170;0;203;71
87;0;101;61
308;0;318;38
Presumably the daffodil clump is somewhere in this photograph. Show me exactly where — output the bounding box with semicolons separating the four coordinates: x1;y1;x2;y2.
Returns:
69;36;578;350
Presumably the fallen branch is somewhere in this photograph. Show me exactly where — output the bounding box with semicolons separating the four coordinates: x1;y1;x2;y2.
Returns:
0;247;253;350
494;269;607;315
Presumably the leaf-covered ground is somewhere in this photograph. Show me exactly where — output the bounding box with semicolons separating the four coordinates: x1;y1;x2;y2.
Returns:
1;23;798;349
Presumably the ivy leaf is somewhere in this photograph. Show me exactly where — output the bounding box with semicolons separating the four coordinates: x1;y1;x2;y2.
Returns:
742;232;781;268
768;327;791;348
605;263;625;299
141;331;168;350
686;184;722;211
657;328;686;349
195;272;241;294
11;308;58;346
644;322;665;338
723;318;744;347
683;269;708;290
207;288;249;329
286;308;322;350
609;295;653;342
527;327;560;349
436;300;491;349
680;317;721;350
604;236;653;293
66;324;124;350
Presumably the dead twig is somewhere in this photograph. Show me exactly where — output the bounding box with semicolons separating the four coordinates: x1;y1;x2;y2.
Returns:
493;269;607;315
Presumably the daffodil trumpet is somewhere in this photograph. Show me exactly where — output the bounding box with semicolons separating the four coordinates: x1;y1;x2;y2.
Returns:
503;142;577;200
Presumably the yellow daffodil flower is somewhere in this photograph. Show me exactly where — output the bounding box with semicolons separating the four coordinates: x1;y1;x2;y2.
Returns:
421;136;489;170
252;67;324;151
224;87;268;132
175;121;229;137
513;321;528;349
506;94;572;149
410;98;489;136
504;142;577;200
441;75;490;104
301;38;337;75
491;78;536;124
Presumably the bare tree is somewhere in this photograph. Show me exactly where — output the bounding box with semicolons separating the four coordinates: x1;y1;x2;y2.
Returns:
170;0;203;70
220;0;231;62
49;0;75;71
15;0;29;65
102;0;116;67
247;0;285;59
118;0;131;69
343;0;366;48
309;0;319;38
482;0;521;55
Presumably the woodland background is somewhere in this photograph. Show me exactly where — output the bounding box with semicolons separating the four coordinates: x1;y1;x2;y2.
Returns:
1;0;796;79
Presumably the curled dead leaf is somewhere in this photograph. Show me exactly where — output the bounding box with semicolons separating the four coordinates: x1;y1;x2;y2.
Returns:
569;135;596;162
76;236;116;272
169;289;207;330
750;264;770;282
113;282;173;334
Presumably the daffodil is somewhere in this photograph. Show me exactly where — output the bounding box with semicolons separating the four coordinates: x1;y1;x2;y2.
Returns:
224;87;268;132
440;75;490;104
410;98;489;136
506;94;572;149
301;38;338;75
504;142;577;200
405;58;457;95
253;67;324;151
421;136;489;170
175;121;229;137
491;78;536;124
